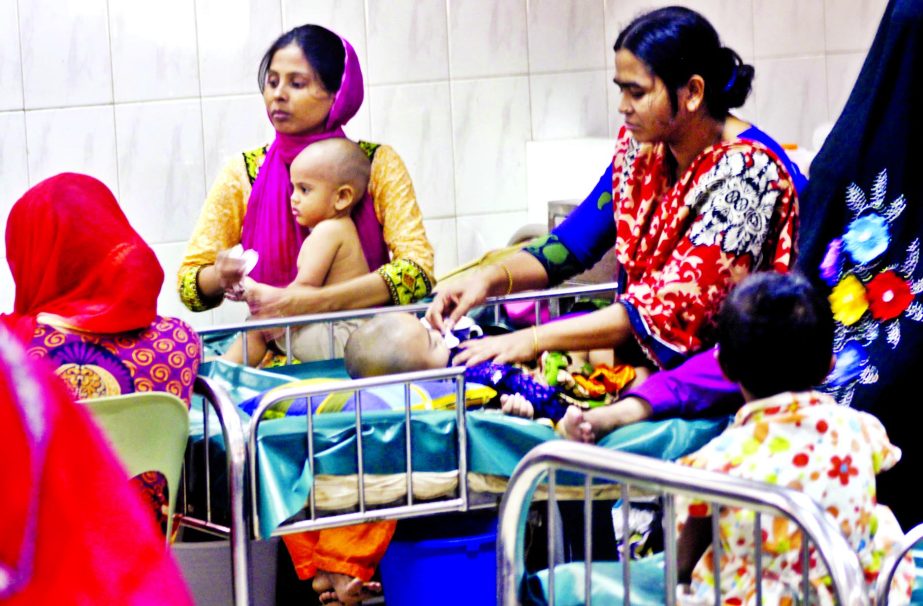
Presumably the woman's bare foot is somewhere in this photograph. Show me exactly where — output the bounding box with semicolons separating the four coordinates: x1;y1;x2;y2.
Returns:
557;405;595;443
500;393;534;419
312;571;382;605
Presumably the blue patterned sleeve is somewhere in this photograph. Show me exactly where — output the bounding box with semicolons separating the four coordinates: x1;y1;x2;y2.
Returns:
523;163;616;286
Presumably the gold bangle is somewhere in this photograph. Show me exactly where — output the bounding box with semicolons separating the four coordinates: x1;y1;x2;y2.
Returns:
497;263;513;296
531;325;539;359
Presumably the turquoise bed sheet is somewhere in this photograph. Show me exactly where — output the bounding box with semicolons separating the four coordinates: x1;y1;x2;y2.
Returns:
194;360;729;538
252;410;726;538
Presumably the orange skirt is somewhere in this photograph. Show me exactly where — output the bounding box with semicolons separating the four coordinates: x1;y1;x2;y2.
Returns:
282;521;397;581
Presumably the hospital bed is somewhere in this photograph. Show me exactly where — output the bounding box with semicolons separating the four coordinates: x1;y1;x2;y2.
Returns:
498;441;870;606
176;284;730;606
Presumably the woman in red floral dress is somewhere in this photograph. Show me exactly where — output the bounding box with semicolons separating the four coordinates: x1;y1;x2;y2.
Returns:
429;7;797;374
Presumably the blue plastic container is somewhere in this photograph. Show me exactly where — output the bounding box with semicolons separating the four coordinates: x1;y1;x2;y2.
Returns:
379;517;497;605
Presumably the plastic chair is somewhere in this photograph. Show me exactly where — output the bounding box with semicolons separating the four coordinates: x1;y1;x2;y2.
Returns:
80;392;190;545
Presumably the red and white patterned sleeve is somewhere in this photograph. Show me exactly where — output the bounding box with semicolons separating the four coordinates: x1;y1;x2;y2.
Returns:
619;143;798;364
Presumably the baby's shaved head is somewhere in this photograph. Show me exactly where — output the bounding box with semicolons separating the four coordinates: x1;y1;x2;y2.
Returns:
345;312;449;378
291;138;371;202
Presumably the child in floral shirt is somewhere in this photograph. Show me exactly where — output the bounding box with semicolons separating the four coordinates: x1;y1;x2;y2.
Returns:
676;272;912;606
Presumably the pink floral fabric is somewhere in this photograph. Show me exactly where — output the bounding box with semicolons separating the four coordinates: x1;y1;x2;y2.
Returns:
678;390;912;606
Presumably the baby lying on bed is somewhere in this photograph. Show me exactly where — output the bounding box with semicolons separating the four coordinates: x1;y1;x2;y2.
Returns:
224;138;371;367
346;312;576;422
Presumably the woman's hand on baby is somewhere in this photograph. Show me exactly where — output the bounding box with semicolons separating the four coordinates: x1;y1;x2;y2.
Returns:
426;275;491;334
452;330;534;366
243;280;289;317
245;282;324;318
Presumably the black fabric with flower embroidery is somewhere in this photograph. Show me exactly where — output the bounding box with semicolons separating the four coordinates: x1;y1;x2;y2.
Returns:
819;169;923;407
797;0;923;526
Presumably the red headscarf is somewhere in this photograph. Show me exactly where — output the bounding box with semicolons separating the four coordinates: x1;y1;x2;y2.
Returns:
2;173;163;341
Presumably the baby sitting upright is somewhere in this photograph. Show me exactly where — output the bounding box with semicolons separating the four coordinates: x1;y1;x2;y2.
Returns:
225;138;371;366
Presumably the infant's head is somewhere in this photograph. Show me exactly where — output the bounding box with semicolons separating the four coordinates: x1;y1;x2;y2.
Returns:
344;312;451;379
289;138;371;228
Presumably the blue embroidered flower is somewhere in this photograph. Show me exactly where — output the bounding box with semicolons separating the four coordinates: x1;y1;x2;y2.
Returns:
826;341;869;388
819;238;843;285
842;214;889;265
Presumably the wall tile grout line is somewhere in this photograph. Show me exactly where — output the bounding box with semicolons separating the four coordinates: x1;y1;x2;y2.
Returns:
104;0;122;200
14;0;30;185
191;0;210;208
444;0;459;226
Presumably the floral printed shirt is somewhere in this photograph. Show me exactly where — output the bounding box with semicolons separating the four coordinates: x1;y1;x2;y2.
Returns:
678;390;912;606
612;127;797;365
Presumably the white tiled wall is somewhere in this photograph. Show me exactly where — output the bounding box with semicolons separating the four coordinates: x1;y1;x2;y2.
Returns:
0;0;888;325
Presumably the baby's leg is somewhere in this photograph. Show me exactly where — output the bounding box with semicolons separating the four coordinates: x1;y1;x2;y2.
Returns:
557;359;654;443
558;394;654;443
222;329;269;367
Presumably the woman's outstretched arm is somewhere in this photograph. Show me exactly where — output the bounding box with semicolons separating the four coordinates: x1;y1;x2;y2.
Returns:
451;300;633;366
426;251;550;333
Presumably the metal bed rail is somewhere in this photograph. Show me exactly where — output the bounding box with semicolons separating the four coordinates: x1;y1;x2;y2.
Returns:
876;522;923;605
247;366;468;539
195;282;619;364
183;284;619;606
498;441;868;606
176;376;251;606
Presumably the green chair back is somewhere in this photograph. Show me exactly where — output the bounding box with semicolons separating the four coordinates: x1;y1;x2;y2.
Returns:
80;392;190;545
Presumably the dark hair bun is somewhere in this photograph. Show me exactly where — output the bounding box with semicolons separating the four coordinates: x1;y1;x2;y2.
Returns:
717;47;754;110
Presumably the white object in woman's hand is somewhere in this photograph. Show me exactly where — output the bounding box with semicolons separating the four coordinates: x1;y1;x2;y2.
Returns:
425;274;491;334
219;245;259;300
215;247;246;291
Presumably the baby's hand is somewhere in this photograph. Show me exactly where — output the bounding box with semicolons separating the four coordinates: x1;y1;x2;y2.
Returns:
500;393;534;419
225;276;257;302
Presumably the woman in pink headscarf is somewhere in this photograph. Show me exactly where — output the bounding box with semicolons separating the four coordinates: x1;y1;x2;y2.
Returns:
178;24;434;322
179;25;431;603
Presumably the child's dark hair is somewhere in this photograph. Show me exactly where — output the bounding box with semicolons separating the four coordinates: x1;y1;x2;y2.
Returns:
614;6;754;119
258;24;345;93
717;272;833;399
